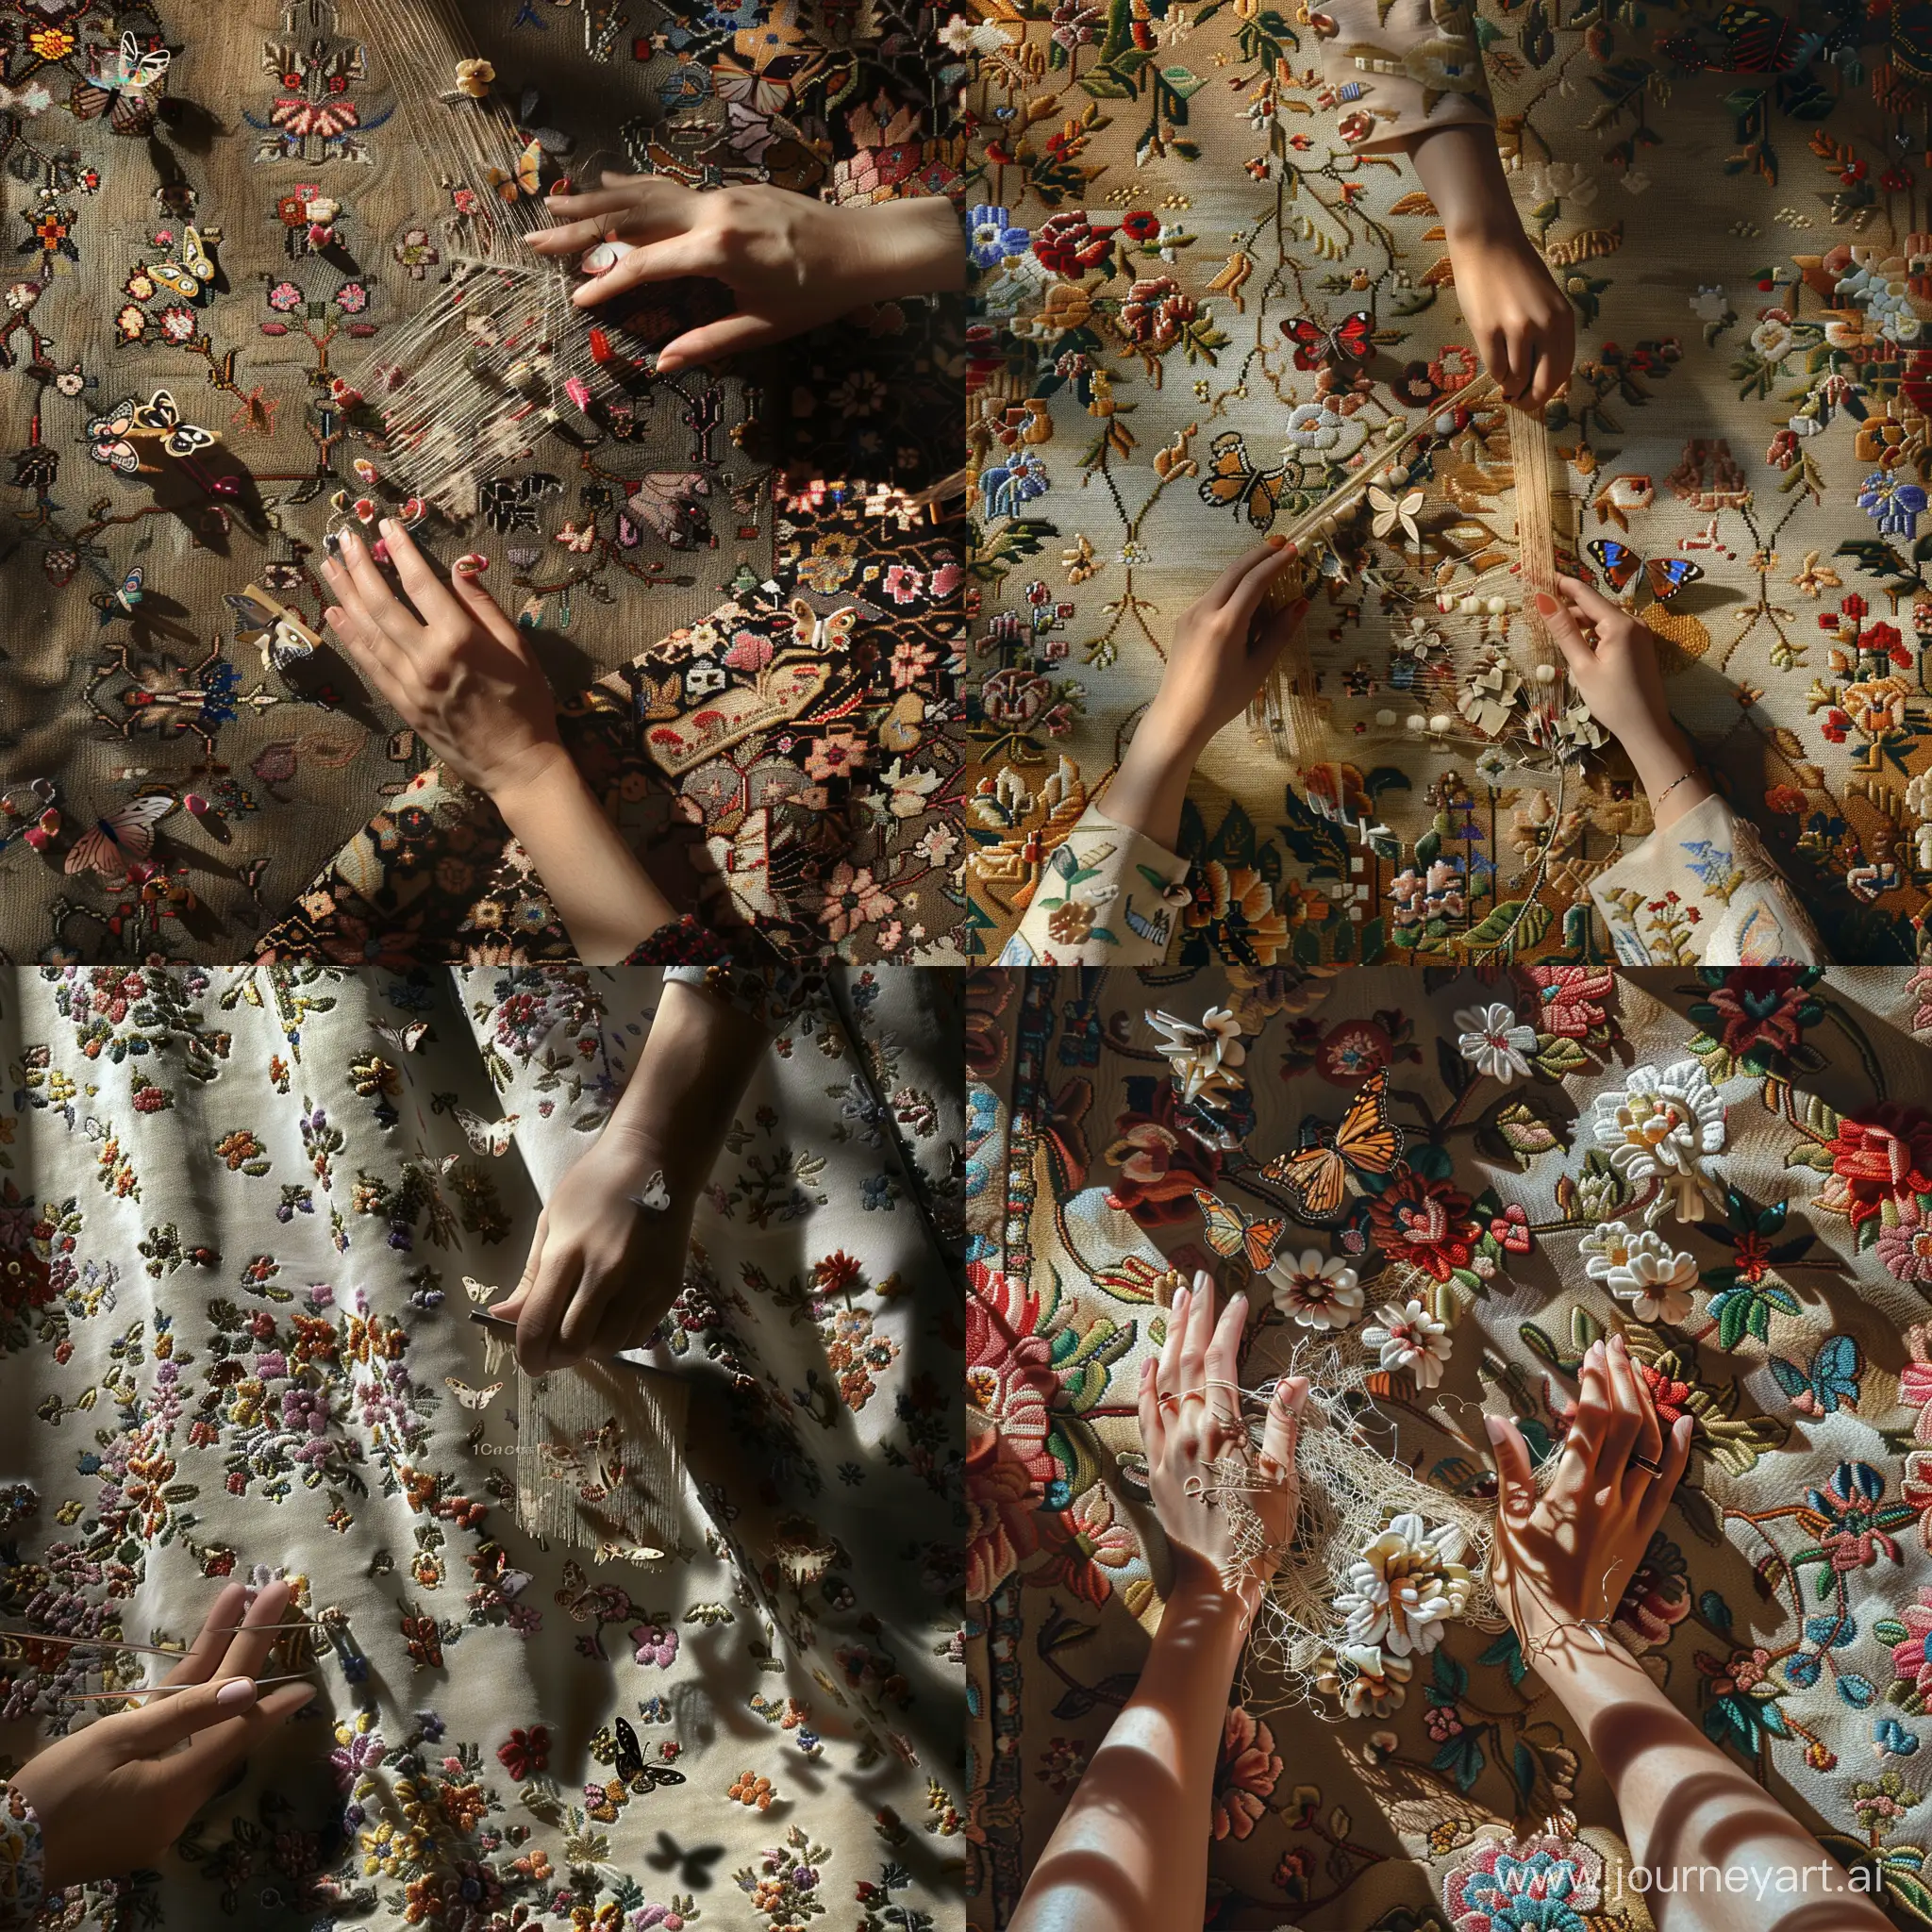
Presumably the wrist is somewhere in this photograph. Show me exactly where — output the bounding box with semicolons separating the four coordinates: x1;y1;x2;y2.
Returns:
483;738;578;822
840;199;965;303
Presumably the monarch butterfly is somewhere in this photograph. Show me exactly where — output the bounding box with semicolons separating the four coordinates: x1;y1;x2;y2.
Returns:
1191;1187;1289;1274
1197;430;1289;531
1279;309;1374;370
487;136;544;203
65;791;174;880
1261;1067;1406;1223
1587;538;1704;604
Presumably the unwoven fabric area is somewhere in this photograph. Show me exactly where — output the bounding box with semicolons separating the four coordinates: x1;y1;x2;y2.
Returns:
967;964;1932;1927
0;0;964;964
0;964;964;1926
962;8;1932;968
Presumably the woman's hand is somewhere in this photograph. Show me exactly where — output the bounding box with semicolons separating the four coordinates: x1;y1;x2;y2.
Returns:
1103;541;1307;851
1485;1332;1692;1652
322;524;569;803
1407;124;1574;411
1537;575;1713;828
1138;1269;1308;1621
490;1128;692;1375
11;1579;317;1891
525;180;965;373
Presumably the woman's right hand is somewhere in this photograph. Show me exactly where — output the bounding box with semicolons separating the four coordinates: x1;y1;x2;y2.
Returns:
322;523;571;804
1138;1270;1309;1620
1484;1332;1692;1652
10;1578;317;1891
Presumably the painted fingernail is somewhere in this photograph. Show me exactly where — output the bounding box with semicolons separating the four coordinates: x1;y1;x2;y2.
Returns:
455;553;489;576
1534;591;1559;615
215;1676;258;1710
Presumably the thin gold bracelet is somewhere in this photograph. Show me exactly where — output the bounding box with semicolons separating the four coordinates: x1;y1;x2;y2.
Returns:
1652;765;1703;812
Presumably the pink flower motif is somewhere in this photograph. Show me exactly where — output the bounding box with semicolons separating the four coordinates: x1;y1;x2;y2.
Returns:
722;630;773;674
882;563;924;605
1210;1707;1280;1840
630;1622;679;1669
266;280;304;313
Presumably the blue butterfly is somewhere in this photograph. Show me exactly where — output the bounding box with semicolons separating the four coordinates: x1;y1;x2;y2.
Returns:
1588;538;1703;604
1768;1332;1861;1417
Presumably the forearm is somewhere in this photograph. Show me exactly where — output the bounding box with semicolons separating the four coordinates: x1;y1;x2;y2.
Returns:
1100;710;1202;857
1404;125;1523;245
1531;1634;1889;1932
1010;1562;1246;1932
604;979;771;1196
491;750;681;965
1620;719;1713;832
843;197;966;301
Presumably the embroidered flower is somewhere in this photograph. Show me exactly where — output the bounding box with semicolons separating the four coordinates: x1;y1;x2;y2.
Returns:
1265;1249;1361;1329
966;204;1030;269
1335;1510;1472;1656
1146;1006;1246;1106
1578;1220;1698;1323
1368;1174;1477;1283
1361;1298;1452;1388
1209;1707;1280;1840
1818;1104;1932;1233
1588;1059;1725;1219
1442;1832;1605;1932
1315;1641;1412;1717
1453;1001;1536;1082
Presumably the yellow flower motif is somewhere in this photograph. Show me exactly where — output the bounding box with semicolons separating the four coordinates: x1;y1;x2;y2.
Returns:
29;27;76;58
454;58;495;97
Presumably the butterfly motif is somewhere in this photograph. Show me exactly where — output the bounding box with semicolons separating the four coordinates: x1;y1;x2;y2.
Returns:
1191;1187;1289;1274
644;1831;724;1888
594;1541;669;1564
227;584;319;673
1279;308;1374;370
444;1376;504;1410
91;565;145;625
1261;1068;1407;1222
1587;537;1704;604
71;31;171;133
147;225;216;303
370;1020;431;1056
1368;482;1425;548
1768;1333;1861;1418
85;398;145;475
460;1275;498;1305
453;1108;520;1158
65;791;174;880
486;136;544;203
613;1716;687;1792
1197;430;1290;531
132;389;215;459
633;1171;671;1213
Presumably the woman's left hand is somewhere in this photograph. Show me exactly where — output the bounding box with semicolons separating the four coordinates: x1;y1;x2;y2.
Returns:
1138;1270;1308;1619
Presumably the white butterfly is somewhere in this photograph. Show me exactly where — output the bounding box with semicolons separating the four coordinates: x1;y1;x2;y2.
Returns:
369;1020;430;1056
1368;483;1425;548
445;1377;504;1410
631;1171;670;1213
461;1274;498;1305
454;1108;519;1157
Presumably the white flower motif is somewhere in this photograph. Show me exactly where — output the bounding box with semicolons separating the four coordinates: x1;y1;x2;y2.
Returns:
1453;1001;1537;1083
1361;1298;1452;1389
1146;1006;1246;1106
1335;1511;1473;1657
1578;1220;1698;1324
1589;1059;1725;1220
1316;1641;1413;1718
1265;1250;1362;1330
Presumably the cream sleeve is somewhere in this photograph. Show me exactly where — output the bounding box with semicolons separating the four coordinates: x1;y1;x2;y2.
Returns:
998;808;1192;966
1313;0;1495;151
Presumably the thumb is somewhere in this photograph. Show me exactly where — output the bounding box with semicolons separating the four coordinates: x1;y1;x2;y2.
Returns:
1533;589;1594;679
656;311;782;375
1484;1412;1537;1520
104;1673;261;1757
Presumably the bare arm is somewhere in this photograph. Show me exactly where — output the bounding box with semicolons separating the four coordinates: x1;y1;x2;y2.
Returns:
1011;1275;1309;1932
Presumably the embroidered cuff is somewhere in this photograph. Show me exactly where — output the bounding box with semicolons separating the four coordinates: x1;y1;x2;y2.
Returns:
1589;791;1828;966
1314;0;1494;151
663;965;826;1031
0;1783;46;1928
998;806;1191;965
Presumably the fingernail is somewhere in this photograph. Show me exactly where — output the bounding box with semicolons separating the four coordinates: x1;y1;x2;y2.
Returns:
455;553;488;576
1483;1413;1506;1442
380;518;396;537
1193;1268;1213;1295
215;1676;258;1710
1534;591;1559;615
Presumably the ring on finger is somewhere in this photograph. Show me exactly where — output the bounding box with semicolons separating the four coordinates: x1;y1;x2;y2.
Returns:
1627;1451;1663;1477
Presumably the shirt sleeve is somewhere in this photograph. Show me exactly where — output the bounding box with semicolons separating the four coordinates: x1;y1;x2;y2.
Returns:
1588;791;1828;966
662;964;827;1032
997;807;1192;966
1313;0;1494;152
0;1784;46;1928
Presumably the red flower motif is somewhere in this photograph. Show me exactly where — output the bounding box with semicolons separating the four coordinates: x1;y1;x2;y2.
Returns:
1517;963;1613;1040
496;1725;549;1781
1369;1172;1477;1281
1210;1707;1280;1840
1821;1104;1932;1230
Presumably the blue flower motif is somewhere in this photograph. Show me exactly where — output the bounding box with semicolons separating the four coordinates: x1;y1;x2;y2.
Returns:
1858;469;1928;538
966;203;1029;270
980;449;1049;521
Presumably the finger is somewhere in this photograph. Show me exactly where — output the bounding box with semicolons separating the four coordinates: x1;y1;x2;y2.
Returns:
446;560;529;651
572;233;719;307
106;1663;266;1756
1155;1281;1191;1402
1257;1374;1307;1474
377;521;464;630
1219;542;1301;639
542;182;688;222
1634;1412;1694;1547
555;1251;629;1362
1596;1333;1644;1487
656;312;783;375
1552;1340;1609;1495
1534;581;1596;675
516;1243;584;1375
163;1678;321;1795
336;529;423;650
1622;1335;1663;1470
1176;1267;1217;1394
322;588;409;695
156;1581;249;1689
1555;572;1625;631
1201;1289;1248;1438
213;1577;293;1687
1484;1412;1538;1521
1204;539;1293;611
1138;1357;1165;1462
491;1210;548;1325
1479;325;1518;401
1250;597;1309;680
